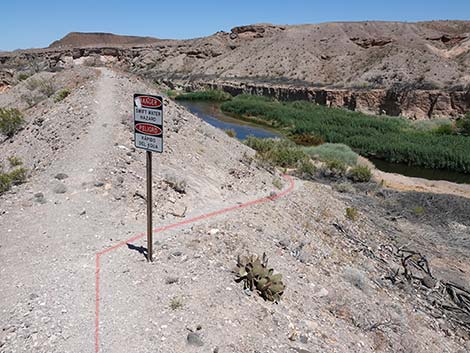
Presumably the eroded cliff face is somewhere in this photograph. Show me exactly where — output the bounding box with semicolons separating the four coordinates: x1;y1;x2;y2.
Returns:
169;80;469;119
1;21;469;119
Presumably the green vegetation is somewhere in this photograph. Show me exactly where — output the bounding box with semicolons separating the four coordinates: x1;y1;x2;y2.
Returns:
321;159;347;179
224;128;236;138
0;108;24;138
288;132;324;146
456;113;470;136
347;165;372;183
169;297;184;310
54;88;71;102
413;206;425;216
7;156;23;167
303;143;358;166
221;95;470;173
272;177;283;190
175;89;232;102
245;136;307;168
346;207;359;221
0;157;28;194
235;253;285;302
17;73;30;81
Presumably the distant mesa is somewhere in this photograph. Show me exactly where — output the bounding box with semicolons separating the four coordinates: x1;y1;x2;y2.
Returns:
48;32;160;48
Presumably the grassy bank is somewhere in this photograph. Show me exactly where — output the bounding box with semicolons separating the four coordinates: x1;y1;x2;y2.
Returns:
221;95;470;173
175;89;232;102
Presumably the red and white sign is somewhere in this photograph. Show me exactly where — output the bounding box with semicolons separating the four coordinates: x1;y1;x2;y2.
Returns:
134;94;163;153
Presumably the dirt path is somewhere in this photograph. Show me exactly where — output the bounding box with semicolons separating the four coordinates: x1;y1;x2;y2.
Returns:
0;68;295;352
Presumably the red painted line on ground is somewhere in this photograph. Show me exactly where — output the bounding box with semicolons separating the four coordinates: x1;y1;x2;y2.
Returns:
94;174;295;352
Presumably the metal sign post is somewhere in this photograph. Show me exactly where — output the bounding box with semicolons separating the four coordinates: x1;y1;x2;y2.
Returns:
133;94;163;262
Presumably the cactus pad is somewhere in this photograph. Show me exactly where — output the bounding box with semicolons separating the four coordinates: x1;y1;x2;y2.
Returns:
234;253;285;302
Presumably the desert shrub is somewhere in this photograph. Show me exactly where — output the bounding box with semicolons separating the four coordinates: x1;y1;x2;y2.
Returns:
7;156;22;167
345;207;359;221
17;73;30;81
25;77;55;97
303;143;358;166
169;297;183;310
432;124;455;135
456;113;470;135
321;159;347;179
347;165;372;183
38;79;55;97
175;89;232;101
0;174;11;193
224;129;236;138
289;132;324;146
9;167;28;185
164;174;187;193
54;88;70;102
296;157;316;177
0;108;24;137
245;137;307;168
272;177;283;189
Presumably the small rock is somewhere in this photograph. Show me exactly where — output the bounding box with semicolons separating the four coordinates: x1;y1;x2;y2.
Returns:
165;277;179;284
314;288;329;297
116;176;124;185
54;173;68;180
208;229;219;236
79;209;86;216
34;193;46;204
187;332;204;347
299;334;309;344
94;181;105;187
172;250;183;257
52;183;67;194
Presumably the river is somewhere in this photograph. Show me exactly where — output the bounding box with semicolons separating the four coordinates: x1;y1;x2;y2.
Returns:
180;100;470;185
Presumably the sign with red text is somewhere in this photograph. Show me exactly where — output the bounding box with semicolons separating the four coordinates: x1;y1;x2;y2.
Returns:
134;94;163;153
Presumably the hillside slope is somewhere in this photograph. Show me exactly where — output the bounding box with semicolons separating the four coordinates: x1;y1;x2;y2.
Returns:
0;68;469;352
49;32;160;48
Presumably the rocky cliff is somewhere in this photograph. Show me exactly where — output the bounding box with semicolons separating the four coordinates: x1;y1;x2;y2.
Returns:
1;21;469;118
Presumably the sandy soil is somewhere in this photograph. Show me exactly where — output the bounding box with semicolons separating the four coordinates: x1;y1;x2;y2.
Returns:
0;68;469;353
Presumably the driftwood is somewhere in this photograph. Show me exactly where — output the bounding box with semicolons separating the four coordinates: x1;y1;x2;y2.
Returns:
331;222;470;336
385;246;470;334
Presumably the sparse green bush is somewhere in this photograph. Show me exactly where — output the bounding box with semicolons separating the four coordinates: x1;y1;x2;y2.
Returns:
175;89;232;101
38;79;55;97
321;159;347;178
0;108;24;138
7;156;22;167
272;177;283;189
245;137;308;168
303;143;358;166
225;129;236;138
413;206;425;216
54;88;70;102
289;132;324;146
169;297;183;310
347;165;372;183
0;174;11;193
17;73;30;81
346;207;359;221
456;113;470;135
25;77;55;97
432;124;455;135
9;167;28;185
296;157;316;178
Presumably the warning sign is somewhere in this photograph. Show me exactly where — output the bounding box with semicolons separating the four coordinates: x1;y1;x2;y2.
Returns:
134;94;163;153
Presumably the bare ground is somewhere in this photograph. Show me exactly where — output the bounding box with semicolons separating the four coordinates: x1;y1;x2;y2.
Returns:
0;68;469;353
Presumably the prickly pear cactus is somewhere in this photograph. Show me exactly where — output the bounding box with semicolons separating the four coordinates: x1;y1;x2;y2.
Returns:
234;253;285;302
